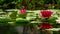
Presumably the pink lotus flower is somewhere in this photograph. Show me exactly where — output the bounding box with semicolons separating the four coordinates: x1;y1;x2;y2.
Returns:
20;9;26;14
40;10;53;18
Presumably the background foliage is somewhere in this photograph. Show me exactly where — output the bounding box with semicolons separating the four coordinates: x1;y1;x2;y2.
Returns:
0;0;59;10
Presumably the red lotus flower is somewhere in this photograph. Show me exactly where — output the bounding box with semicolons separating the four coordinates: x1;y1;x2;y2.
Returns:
20;9;26;14
40;23;53;29
40;10;53;18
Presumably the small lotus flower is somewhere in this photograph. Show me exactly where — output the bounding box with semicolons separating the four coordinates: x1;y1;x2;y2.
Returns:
20;9;26;14
40;10;53;18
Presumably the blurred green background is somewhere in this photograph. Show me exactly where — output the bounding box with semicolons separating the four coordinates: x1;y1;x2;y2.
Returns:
0;0;60;10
